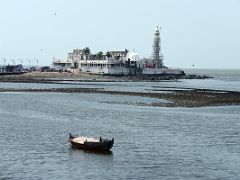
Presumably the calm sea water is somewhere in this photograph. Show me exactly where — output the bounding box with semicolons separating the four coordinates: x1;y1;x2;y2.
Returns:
1;69;240;179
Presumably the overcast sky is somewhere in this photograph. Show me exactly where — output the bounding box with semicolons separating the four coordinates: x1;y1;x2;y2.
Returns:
0;0;240;68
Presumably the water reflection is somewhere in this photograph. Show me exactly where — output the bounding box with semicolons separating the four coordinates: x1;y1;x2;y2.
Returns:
69;147;113;156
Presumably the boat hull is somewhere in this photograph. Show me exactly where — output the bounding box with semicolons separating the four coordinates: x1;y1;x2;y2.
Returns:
69;135;114;151
70;140;113;151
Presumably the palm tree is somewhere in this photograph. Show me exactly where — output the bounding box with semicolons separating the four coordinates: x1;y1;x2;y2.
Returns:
125;49;129;55
96;51;104;59
83;47;91;60
83;47;91;55
106;51;112;59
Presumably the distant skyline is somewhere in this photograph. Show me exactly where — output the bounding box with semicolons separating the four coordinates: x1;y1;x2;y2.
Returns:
0;0;240;69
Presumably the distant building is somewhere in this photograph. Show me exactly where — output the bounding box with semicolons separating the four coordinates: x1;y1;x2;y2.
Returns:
53;27;183;76
52;58;72;70
78;50;129;75
0;64;24;74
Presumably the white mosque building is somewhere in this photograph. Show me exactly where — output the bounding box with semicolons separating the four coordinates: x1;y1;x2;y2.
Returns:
53;27;183;76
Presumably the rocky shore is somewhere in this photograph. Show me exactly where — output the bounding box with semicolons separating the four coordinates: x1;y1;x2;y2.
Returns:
0;87;240;108
1;71;237;108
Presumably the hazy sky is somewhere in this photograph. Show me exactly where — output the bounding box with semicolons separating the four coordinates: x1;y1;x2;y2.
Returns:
0;0;240;68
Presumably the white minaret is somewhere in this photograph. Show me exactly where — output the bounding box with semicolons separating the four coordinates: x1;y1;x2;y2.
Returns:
152;26;163;68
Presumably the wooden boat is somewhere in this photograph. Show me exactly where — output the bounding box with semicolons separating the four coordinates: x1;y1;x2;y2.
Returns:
69;133;114;151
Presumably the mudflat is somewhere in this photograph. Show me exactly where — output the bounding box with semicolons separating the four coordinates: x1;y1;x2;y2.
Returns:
1;72;239;107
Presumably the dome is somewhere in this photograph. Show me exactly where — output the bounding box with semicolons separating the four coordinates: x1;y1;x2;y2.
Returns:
128;50;139;61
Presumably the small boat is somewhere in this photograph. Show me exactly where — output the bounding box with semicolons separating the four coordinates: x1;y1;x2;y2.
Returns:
69;133;114;151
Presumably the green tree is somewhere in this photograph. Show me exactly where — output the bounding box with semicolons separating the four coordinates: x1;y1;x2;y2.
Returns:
106;51;112;59
83;47;91;55
125;49;129;55
96;51;103;59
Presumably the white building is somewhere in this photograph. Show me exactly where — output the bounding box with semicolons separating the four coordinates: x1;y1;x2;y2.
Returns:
52;27;184;76
78;50;130;75
52;58;72;70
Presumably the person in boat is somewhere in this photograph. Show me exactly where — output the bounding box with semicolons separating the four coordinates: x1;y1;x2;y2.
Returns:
100;137;102;142
69;133;74;139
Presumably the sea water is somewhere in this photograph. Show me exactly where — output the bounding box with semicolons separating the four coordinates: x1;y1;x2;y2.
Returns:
0;69;240;179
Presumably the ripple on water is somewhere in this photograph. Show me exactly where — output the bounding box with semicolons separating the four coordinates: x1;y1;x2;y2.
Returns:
0;92;240;179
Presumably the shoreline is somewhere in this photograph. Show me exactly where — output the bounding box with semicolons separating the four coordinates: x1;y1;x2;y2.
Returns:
1;87;240;108
0;71;211;83
1;72;238;108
